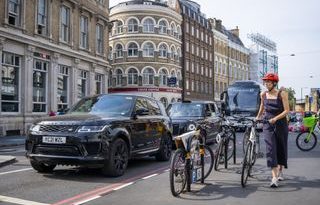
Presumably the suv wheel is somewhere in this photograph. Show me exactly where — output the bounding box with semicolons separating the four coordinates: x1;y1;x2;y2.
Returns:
30;160;56;173
101;138;129;177
155;133;172;161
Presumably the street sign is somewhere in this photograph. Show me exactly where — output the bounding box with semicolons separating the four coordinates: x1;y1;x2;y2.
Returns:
168;77;177;86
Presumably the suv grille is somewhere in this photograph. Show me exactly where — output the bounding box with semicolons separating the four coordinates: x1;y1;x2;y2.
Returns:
39;125;78;133
34;145;81;156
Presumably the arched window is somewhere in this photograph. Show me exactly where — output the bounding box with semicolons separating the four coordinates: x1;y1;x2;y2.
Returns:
176;48;181;61
159;20;167;34
171;47;176;59
115;69;123;86
128;18;138;33
177;26;182;38
159;69;168;86
108;70;113;87
160;97;168;108
143;18;154;33
115;44;123;58
143;42;154;57
159;44;168;58
143;67;155;85
108;46;113;60
117;21;123;34
170;24;176;36
128;68;138;85
128;42;138;57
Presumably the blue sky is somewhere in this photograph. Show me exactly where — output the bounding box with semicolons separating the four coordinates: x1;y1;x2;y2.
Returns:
110;0;320;99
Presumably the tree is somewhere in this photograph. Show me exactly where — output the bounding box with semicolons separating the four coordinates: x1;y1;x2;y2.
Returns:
284;87;296;111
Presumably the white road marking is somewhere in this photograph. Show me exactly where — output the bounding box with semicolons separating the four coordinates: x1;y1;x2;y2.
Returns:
164;169;170;172
72;196;101;205
0;168;32;176
142;173;158;180
0;195;49;205
112;182;134;191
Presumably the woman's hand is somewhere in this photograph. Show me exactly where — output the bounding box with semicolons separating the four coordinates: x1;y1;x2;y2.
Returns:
269;118;277;124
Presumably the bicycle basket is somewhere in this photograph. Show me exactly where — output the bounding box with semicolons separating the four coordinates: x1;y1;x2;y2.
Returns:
303;116;317;128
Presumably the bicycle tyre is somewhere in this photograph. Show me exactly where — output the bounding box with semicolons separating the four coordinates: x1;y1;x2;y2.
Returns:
296;132;317;152
202;145;214;180
214;142;223;171
170;148;187;196
241;141;252;188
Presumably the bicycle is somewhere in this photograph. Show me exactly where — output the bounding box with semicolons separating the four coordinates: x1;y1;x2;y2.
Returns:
296;114;320;151
238;118;266;187
170;125;214;197
214;115;236;171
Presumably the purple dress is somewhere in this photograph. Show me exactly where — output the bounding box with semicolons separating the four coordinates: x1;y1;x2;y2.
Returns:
263;91;288;168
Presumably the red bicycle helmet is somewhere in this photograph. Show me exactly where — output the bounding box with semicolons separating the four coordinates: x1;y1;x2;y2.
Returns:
262;73;279;82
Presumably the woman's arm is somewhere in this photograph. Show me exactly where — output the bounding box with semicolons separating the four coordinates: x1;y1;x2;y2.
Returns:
271;91;290;123
256;92;265;119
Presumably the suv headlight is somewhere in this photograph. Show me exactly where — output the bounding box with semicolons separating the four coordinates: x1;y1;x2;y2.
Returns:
77;125;108;133
30;124;41;132
187;123;196;131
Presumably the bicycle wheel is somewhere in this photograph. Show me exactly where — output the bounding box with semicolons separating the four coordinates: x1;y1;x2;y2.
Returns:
202;145;214;180
242;127;250;153
226;131;236;161
241;141;252;188
296;132;317;151
224;139;228;169
170;148;187;196
214;142;223;171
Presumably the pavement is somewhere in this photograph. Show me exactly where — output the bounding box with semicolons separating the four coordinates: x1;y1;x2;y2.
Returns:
0;135;25;167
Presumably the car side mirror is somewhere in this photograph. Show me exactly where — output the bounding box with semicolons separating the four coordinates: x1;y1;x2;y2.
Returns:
135;108;149;116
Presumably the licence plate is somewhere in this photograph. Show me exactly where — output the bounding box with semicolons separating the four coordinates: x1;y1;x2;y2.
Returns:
42;136;66;144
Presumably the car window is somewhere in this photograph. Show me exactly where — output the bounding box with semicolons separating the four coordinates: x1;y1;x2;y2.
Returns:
210;104;216;113
147;99;162;116
135;98;149;115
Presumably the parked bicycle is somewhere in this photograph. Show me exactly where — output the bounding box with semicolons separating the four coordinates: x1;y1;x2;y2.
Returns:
170;125;214;197
296;114;319;151
238;117;266;187
214;115;236;171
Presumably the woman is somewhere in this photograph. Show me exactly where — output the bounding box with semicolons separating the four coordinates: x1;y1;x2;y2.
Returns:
256;73;290;188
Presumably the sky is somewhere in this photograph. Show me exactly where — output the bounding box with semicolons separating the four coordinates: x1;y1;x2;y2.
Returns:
109;0;320;99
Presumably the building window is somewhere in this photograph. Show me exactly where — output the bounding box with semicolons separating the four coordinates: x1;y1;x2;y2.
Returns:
176;48;181;62
191;44;194;54
185;61;189;71
128;42;138;57
143;42;154;57
115;69;123;86
95;74;103;94
80;16;88;49
1;52;20;112
159;20;167;34
128;68;138;85
115;44;123;58
191;80;194;91
33;59;48;112
77;70;87;101
108;70;112;87
57;65;69;111
128;18;138;33
60;5;70;42
37;0;47;35
116;21;123;34
143;18;154;33
96;24;104;54
143;67;154;85
191;26;194;36
185;42;189;52
177;26;182;39
170;24;176;36
8;0;21;26
159;44;168;58
108;46;113;60
186;79;189;90
170;47;176;59
191;62;194;73
159;69;168;86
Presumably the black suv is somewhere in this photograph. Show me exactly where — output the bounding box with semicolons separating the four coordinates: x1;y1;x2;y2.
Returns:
26;94;172;177
166;101;222;144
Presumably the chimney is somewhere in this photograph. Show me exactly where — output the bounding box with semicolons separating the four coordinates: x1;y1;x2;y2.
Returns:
215;19;222;31
230;26;240;37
